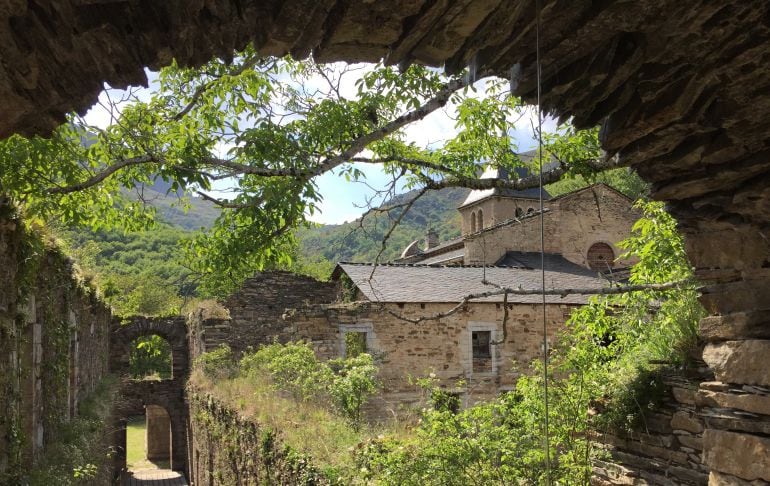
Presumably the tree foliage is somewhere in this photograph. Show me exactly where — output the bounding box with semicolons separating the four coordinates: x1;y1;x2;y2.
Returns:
356;201;703;484
0;48;609;296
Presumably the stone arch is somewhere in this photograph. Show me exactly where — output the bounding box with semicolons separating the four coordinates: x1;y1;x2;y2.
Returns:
527;207;535;215
470;211;477;232
515;207;523;219
109;316;190;477
587;242;615;271
111;316;188;380
112;381;187;474
477;209;484;230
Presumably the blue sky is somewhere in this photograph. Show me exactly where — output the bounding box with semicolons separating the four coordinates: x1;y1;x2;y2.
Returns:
84;67;555;225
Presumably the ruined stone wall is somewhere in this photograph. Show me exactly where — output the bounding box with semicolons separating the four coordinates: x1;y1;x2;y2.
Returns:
195;272;338;356
187;390;331;485
109;316;190;475
592;371;712;485
0;207;112;481
283;301;569;414
679;224;770;484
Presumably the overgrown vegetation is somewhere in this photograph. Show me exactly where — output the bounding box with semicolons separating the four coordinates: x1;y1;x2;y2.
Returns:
355;201;703;484
129;335;173;380
25;376;117;486
190;342;381;482
189;202;702;485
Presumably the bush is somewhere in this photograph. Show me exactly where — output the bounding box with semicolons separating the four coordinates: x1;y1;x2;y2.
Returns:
239;342;378;427
241;342;333;402
194;344;237;379
327;354;378;427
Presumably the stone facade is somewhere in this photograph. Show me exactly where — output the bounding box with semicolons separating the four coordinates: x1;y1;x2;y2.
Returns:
285;301;570;412
0;207;112;480
462;184;640;269
187;272;339;360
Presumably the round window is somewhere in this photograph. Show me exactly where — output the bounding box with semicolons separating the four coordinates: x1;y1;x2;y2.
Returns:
587;242;615;271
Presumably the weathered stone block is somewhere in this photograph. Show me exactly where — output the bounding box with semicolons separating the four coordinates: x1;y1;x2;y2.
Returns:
702;341;770;387
700;311;770;341
698;389;770;417
703;430;770;481
672;386;699;405
709;471;768;485
671;411;704;434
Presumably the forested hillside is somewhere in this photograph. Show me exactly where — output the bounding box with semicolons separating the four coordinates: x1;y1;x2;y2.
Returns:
62;167;647;314
298;187;469;263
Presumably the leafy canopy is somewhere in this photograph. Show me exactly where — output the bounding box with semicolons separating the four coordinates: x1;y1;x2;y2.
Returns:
1;47;606;296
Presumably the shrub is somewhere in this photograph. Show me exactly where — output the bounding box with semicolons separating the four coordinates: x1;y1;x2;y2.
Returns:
327;354;378;427
240;342;378;427
241;341;333;402
194;344;237;379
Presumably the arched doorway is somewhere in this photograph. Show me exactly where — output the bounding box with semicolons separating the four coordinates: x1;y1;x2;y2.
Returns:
125;405;172;471
110;317;189;480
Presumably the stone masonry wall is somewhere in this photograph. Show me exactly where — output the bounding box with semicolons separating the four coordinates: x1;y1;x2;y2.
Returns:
190;272;572;416
592;370;713;485
464;184;639;269
109;316;190;475
0;206;112;481
210;272;338;355
279;300;568;414
187;390;332;485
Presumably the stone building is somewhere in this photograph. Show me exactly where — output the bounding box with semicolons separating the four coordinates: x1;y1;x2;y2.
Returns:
191;181;640;412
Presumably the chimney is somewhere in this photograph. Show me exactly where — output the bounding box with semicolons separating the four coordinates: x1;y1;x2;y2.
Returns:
425;228;439;250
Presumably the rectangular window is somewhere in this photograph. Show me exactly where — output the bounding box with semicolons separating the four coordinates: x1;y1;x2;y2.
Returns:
472;330;492;372
344;331;368;358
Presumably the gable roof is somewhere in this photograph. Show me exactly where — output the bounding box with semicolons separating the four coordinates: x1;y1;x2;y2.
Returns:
334;261;605;305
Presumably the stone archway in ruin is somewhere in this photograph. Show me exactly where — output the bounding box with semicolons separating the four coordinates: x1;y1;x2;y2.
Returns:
110;317;189;476
4;1;770;482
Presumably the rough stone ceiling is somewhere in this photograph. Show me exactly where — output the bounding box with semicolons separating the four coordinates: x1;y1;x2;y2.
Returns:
2;1;770;223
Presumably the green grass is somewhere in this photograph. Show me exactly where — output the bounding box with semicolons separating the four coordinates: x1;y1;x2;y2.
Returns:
126;417;170;471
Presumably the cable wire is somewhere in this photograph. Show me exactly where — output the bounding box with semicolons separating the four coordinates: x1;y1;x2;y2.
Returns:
535;0;552;483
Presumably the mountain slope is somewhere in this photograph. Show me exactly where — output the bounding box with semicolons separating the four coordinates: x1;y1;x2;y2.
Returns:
298;187;470;263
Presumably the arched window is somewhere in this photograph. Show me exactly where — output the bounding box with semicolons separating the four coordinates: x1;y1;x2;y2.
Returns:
470;211;477;232
587;242;615;271
515;207;523;219
527;207;535;215
129;335;172;380
478;209;484;230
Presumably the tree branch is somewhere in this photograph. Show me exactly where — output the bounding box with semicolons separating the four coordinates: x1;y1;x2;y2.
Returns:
44;77;473;195
47;155;158;195
386;279;693;324
171;55;261;121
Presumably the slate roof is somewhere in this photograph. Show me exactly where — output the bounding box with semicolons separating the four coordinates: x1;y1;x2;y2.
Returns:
418;248;465;265
335;260;606;305
496;251;598;277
